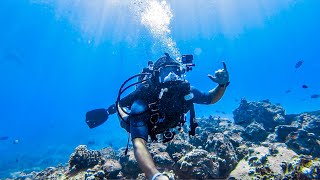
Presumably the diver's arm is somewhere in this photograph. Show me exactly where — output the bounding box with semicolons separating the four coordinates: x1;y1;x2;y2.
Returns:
106;84;147;115
208;84;228;104
106;97;134;116
132;138;163;179
86;85;142;128
192;62;230;104
207;61;229;104
191;84;229;105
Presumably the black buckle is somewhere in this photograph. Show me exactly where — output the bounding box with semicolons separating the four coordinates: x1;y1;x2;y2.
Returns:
150;113;159;124
148;101;159;112
163;131;176;143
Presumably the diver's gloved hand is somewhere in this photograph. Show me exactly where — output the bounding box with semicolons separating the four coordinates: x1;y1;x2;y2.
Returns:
208;62;230;87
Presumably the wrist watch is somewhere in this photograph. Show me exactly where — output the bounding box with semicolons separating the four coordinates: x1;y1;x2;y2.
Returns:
219;81;230;88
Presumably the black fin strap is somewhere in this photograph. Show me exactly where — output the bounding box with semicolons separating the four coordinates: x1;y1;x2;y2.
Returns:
124;132;130;155
189;103;198;136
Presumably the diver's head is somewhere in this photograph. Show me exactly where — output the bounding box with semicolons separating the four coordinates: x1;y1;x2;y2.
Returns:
154;53;184;83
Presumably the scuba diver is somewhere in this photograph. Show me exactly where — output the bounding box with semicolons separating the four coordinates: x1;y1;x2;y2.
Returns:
85;53;230;180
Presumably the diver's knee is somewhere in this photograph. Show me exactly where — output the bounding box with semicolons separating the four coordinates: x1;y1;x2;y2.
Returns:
132;137;147;147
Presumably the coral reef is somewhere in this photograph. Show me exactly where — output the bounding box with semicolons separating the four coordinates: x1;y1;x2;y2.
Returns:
4;99;320;180
243;121;268;142
286;129;320;157
68;145;104;172
233;98;286;131
283;155;320;179
174;149;219;179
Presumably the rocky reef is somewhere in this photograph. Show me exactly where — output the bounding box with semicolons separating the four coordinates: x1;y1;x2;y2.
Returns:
4;99;320;180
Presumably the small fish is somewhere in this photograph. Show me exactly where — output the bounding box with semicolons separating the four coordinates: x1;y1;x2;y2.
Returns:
302;85;308;89
311;94;320;99
0;136;9;140
4;51;24;65
221;111;226;114
285;90;292;94
215;110;221;113
295;60;304;69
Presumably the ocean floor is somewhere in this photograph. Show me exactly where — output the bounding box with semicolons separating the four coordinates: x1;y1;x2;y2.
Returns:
2;99;320;179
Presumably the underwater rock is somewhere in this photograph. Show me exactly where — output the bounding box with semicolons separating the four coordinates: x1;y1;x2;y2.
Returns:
34;166;67;180
298;113;320;137
233;99;286;131
83;167;113;180
286;111;320;130
4;101;320;180
204;133;238;177
99;147;118;160
266;133;277;143
196;116;221;131
101;159;122;179
153;152;175;172
85;169;95;179
174;149;219;179
283;155;320;179
193;117;245;148
261;142;269;147
207;117;242;134
268;144;279;156
11;171;37;180
189;130;210;147
285;129;320;157
119;150;141;178
95;170;105;179
235;145;249;160
243;121;268;143
225;131;244;148
218;120;245;148
275;125;298;142
148;142;168;156
166;139;194;161
68;145;104;172
229;145;298;180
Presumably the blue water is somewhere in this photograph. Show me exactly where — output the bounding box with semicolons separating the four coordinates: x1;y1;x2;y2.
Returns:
0;0;319;177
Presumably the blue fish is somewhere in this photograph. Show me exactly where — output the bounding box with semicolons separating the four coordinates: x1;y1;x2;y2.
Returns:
0;136;9;140
285;89;292;93
294;60;304;70
311;94;320;99
3;51;24;65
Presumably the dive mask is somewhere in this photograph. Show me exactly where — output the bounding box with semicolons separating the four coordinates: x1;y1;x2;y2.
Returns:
159;65;183;83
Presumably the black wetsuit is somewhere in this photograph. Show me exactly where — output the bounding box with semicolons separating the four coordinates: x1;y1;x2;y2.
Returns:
118;81;214;141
